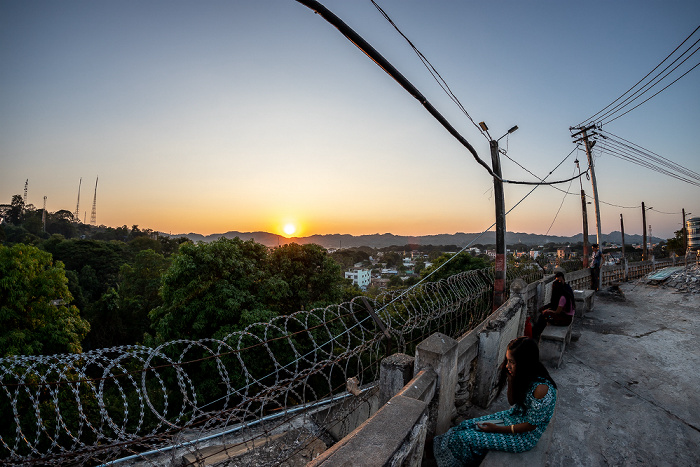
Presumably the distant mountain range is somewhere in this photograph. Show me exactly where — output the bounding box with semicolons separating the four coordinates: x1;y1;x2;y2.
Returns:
166;230;665;249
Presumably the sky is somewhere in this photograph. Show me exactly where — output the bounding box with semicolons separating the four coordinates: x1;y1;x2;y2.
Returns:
1;0;699;241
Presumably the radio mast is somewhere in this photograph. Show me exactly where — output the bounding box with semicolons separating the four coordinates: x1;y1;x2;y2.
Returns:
42;196;47;232
74;178;82;222
90;177;98;226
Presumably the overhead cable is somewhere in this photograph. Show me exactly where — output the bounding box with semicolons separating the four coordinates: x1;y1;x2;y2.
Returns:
369;0;490;141
296;0;583;186
545;167;577;236
595;130;700;187
602;56;700;125
578;24;700;126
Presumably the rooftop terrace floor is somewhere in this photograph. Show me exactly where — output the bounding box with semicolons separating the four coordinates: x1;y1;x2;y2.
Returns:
466;282;700;466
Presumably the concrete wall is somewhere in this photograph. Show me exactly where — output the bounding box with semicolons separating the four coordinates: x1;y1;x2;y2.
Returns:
309;261;671;465
313;294;529;465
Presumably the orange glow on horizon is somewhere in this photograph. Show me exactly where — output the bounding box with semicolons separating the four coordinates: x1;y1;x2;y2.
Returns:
283;223;297;236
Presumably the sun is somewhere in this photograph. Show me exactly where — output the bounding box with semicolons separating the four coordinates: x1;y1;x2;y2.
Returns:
283;223;297;236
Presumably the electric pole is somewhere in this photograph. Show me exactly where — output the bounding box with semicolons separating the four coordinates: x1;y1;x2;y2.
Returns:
642;202;648;261
491;139;506;310
571;126;602;255
682;208;688;256
576;158;589;267
620;214;627;280
483;123;518;311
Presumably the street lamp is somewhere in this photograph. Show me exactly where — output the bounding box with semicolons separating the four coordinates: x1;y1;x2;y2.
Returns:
498;125;519;142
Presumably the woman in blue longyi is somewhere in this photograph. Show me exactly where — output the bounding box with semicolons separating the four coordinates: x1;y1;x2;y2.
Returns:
433;337;557;466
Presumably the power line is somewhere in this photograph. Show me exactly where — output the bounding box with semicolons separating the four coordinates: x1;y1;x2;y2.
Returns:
369;0;489;141
595;129;700;187
545;167;577;236
297;1;585;187
578;24;700;126
602;56;700;125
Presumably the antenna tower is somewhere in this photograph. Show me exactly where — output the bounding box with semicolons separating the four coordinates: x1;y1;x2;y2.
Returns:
90;177;98;225
74;177;82;222
42;196;47;232
23;179;28;204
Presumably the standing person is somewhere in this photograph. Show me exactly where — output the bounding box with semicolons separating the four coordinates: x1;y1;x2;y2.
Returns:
433;337;557;466
590;243;602;291
531;272;575;341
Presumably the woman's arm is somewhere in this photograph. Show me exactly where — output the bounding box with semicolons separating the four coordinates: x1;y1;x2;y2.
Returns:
476;421;537;433
478;384;549;434
553;296;567;314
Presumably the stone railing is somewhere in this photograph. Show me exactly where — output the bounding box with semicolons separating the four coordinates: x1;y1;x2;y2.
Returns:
310;292;529;466
311;257;679;465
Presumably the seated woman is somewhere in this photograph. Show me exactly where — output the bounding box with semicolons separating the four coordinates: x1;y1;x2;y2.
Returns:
433;337;557;466
532;271;575;341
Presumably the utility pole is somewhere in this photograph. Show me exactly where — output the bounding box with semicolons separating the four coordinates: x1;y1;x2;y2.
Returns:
682;208;688;268
642;202;648;261
483;123;518;311
491;139;506;311
571;126;602;249
620;214;627;280
581;189;590;267
575;157;590;267
620;214;626;259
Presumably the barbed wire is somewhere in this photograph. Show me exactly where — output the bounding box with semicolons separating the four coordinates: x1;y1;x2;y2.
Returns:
0;264;546;465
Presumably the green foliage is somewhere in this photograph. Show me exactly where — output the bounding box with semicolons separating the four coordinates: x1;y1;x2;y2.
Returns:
421;251;489;282
115;249;170;345
43;238;129;297
330;247;371;269
148;237;273;343
268;243;345;313
0;244;90;356
666;229;685;256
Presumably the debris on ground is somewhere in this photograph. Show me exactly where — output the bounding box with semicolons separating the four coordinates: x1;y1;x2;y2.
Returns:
657;264;700;294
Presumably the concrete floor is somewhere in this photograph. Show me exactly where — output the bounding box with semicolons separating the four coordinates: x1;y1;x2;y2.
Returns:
546;283;700;466
460;282;700;466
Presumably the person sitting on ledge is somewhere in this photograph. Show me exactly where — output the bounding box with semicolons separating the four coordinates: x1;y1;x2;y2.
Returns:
433;337;557;467
531;271;575;341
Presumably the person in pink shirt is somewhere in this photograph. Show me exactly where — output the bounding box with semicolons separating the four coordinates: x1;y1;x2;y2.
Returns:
532;271;575;341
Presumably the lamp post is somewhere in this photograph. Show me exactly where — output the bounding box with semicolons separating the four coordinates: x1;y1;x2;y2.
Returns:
481;122;518;310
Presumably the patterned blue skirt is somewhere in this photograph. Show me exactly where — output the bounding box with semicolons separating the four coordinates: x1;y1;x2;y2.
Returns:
433;380;556;466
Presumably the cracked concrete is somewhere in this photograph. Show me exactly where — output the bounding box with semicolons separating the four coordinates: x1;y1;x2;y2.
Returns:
546;282;700;466
459;281;700;466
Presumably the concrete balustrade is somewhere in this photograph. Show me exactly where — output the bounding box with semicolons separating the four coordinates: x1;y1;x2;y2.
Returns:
309;260;674;465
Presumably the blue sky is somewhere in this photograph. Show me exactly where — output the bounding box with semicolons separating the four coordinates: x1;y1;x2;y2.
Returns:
1;0;698;240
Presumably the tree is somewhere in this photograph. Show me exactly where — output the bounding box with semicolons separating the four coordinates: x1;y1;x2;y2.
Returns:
0;244;90;356
148;237;275;343
267;243;345;313
116;249;170;344
421;251;489;282
666;230;685;256
7;194;24;224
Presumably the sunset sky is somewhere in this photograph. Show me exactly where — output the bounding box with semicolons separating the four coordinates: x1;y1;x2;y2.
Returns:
1;0;699;241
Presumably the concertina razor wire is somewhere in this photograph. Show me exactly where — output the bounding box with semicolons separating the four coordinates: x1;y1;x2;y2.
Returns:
0;265;544;466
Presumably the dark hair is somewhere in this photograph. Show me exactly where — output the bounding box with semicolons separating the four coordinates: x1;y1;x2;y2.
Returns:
498;337;556;408
554;271;565;280
592;244;599;248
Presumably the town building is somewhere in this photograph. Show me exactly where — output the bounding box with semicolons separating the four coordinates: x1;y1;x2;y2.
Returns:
344;268;371;290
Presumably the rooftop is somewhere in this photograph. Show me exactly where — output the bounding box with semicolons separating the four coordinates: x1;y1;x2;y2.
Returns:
465;280;700;465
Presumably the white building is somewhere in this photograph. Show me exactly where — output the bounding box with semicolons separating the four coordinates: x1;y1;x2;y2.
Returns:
345;269;371;290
